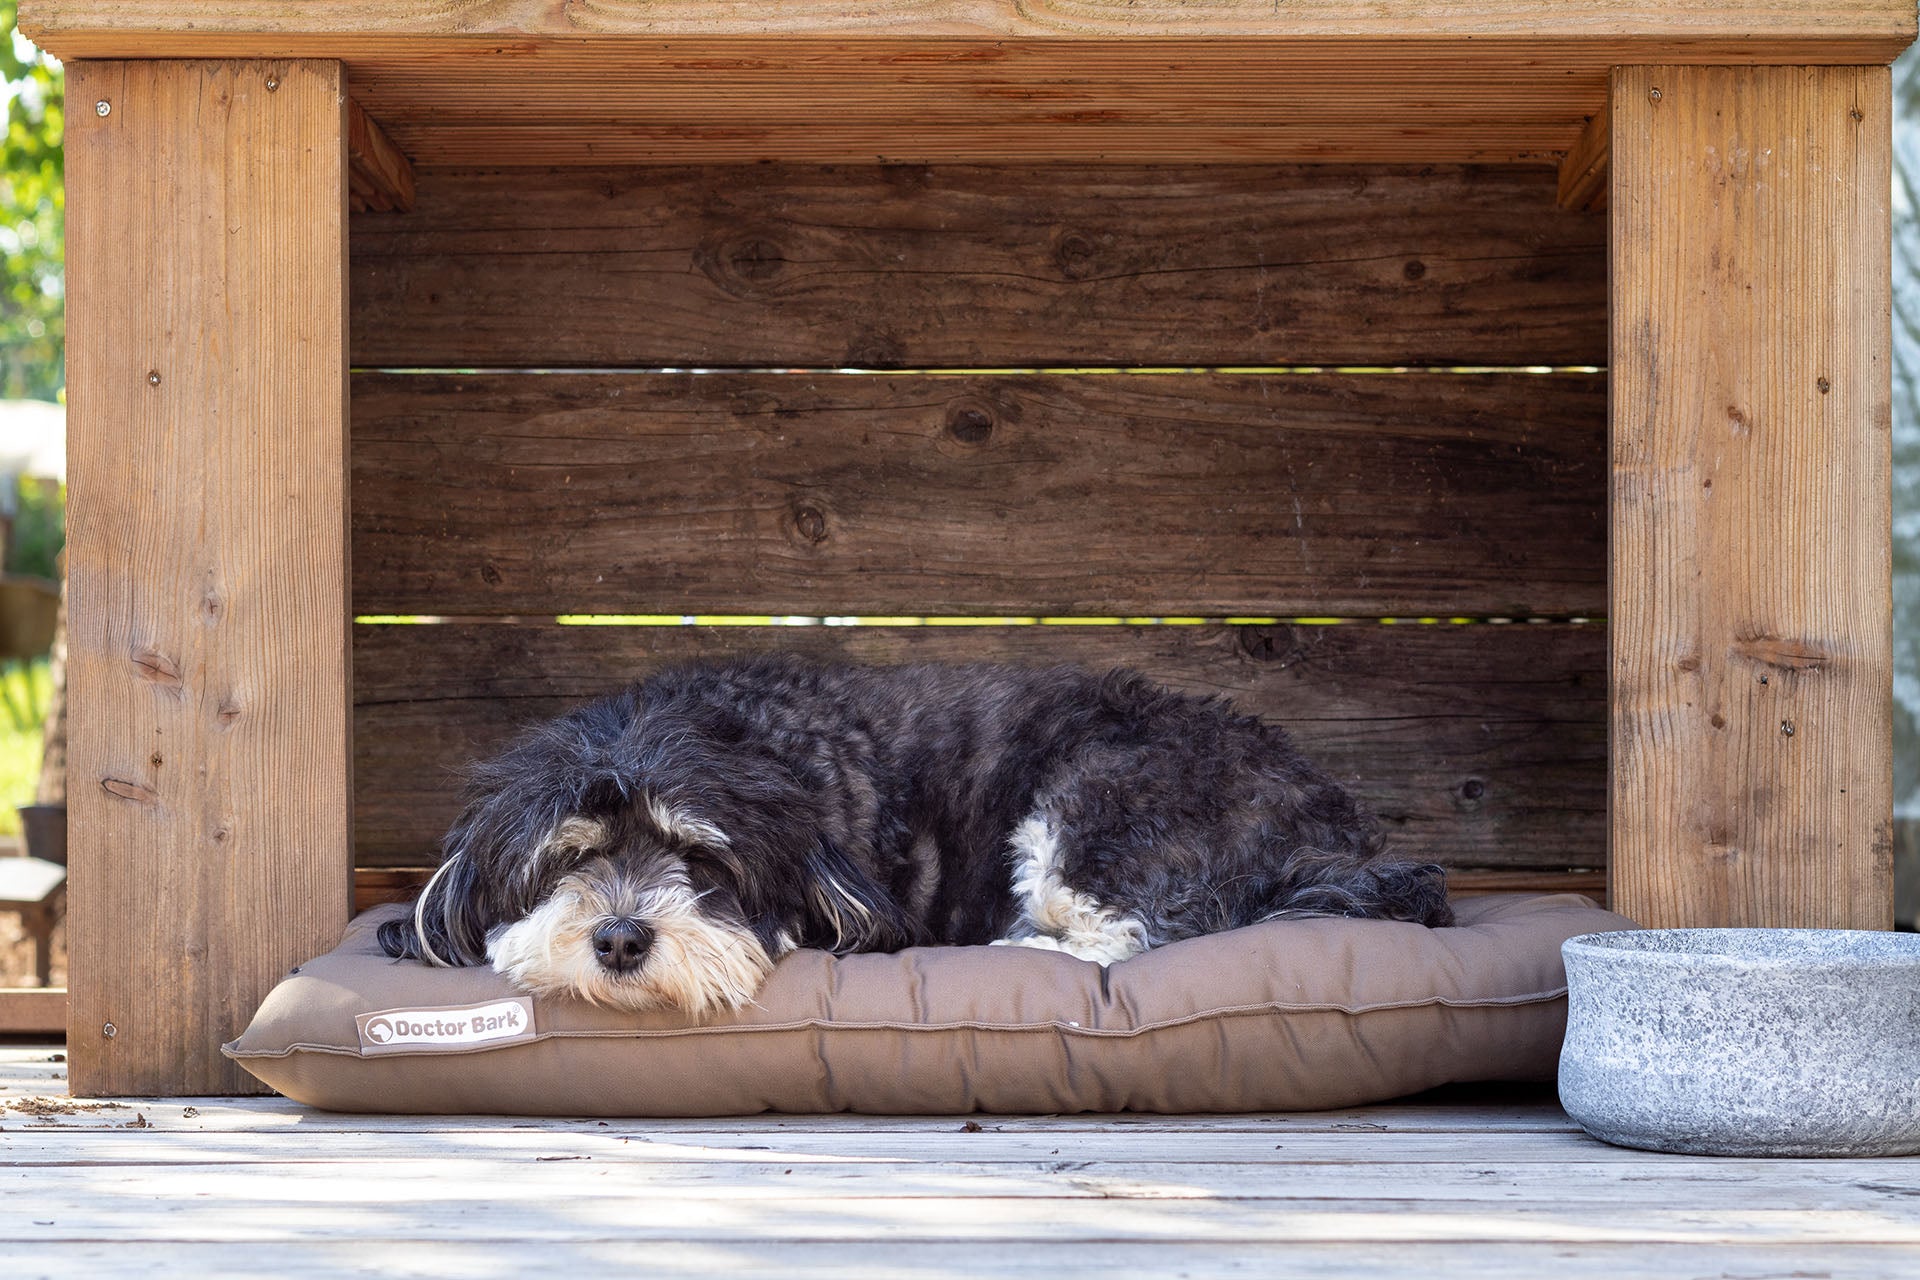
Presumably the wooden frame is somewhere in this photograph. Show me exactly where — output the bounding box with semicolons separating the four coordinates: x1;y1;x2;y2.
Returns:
62;59;350;1094
18;3;1910;1094
1609;65;1894;930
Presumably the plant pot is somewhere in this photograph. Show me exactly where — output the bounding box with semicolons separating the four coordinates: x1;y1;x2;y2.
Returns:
1560;928;1920;1156
16;802;65;867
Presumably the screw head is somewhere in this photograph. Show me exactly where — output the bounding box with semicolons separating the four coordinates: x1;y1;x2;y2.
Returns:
1649;86;1663;102
102;1021;117;1039
146;370;162;387
265;75;279;92
95;100;111;117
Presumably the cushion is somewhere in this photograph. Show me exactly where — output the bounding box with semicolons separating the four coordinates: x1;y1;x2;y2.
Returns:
224;893;1633;1115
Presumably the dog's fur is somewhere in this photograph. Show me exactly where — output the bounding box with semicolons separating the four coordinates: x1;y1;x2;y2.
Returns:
379;657;1452;1016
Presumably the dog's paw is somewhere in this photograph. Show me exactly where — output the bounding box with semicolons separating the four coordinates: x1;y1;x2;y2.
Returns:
991;933;1143;966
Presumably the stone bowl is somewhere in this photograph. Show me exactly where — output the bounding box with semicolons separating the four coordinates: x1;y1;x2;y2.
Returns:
1559;928;1920;1156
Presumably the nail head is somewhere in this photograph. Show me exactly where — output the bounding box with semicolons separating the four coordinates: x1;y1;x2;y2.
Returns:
102;1022;117;1039
95;100;111;117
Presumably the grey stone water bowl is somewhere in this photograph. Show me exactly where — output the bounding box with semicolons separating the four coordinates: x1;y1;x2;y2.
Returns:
1559;929;1920;1156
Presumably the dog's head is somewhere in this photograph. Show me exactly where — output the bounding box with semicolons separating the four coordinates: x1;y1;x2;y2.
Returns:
377;699;915;1017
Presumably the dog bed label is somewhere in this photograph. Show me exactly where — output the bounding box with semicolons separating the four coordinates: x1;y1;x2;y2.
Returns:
355;998;537;1055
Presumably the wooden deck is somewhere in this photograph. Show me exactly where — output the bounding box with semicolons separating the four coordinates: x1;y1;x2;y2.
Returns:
3;1047;1918;1276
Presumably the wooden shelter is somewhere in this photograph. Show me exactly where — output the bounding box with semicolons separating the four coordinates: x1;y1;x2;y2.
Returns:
15;2;1913;1096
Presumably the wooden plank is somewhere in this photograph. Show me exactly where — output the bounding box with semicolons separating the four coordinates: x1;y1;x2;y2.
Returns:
0;987;65;1035
350;373;1607;616
350;168;1606;368
345;98;413;214
63;60;351;1095
350;622;1606;870
11;1159;1920;1220
349;866;1608;915
1557;101;1610;212
20;2;1916;44
1;1186;1917;1244
1609;67;1894;930
3;1244;1917;1280
18;8;1912;169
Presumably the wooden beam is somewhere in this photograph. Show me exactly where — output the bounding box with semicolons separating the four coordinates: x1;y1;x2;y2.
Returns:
1609;66;1892;930
346;98;413;214
16;5;1915;167
350;868;1607;916
1557;101;1609;212
0;987;67;1036
64;60;352;1095
17;2;1917;46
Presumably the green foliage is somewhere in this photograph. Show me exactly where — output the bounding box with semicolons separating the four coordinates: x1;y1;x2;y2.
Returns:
0;657;48;832
4;475;61;578
1;0;62;401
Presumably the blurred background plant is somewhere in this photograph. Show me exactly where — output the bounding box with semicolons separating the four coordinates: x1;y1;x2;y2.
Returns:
0;0;61;402
1;0;61;851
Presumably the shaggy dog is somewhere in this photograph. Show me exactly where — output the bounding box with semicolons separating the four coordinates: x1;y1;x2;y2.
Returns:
379;656;1452;1017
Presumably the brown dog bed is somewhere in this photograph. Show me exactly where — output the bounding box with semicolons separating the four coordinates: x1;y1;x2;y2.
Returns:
225;892;1631;1115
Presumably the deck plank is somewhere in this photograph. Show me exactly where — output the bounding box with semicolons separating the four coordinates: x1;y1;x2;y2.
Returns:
9;1242;1920;1280
3;1046;1915;1273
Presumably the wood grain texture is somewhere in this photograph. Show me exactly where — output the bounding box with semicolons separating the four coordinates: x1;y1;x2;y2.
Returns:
1557;102;1610;212
21;6;1911;166
350;622;1607;870
21;2;1917;43
350;372;1606;618
64;61;351;1095
345;98;413;214
350;166;1606;369
1610;66;1893;930
350;866;1608;915
0;987;65;1035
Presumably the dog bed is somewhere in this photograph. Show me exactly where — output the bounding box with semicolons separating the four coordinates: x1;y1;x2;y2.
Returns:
224;892;1632;1115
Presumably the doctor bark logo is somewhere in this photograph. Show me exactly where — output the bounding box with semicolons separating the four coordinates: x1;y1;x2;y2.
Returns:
355;998;537;1055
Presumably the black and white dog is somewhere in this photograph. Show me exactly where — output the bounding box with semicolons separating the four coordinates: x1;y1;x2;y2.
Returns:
380;657;1452;1017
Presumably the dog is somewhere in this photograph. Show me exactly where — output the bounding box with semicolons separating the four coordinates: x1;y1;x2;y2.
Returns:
379;656;1452;1017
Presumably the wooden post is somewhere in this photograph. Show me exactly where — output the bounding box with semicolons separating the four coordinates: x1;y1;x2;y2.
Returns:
1610;66;1893;930
65;60;351;1094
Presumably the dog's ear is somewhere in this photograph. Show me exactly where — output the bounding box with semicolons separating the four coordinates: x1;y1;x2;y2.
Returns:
383;697;634;967
797;836;921;954
377;848;490;965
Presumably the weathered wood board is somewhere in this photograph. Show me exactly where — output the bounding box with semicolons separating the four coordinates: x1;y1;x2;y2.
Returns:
63;60;351;1095
21;2;1917;170
350;166;1606;369
350;622;1606;870
1609;66;1893;929
350;372;1606;619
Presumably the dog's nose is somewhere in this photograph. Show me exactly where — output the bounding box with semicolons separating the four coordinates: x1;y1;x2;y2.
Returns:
591;919;653;974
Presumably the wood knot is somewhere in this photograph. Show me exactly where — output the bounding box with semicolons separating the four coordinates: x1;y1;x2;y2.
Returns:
1402;260;1427;281
481;562;504;586
1816;376;1831;395
101;777;160;806
792;504;829;544
694;231;789;299
945;400;997;444
1733;633;1830;674
1051;230;1101;281
1237;626;1306;666
132;650;182;688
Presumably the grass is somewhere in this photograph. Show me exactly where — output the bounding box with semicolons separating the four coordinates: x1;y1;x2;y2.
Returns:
0;658;51;837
